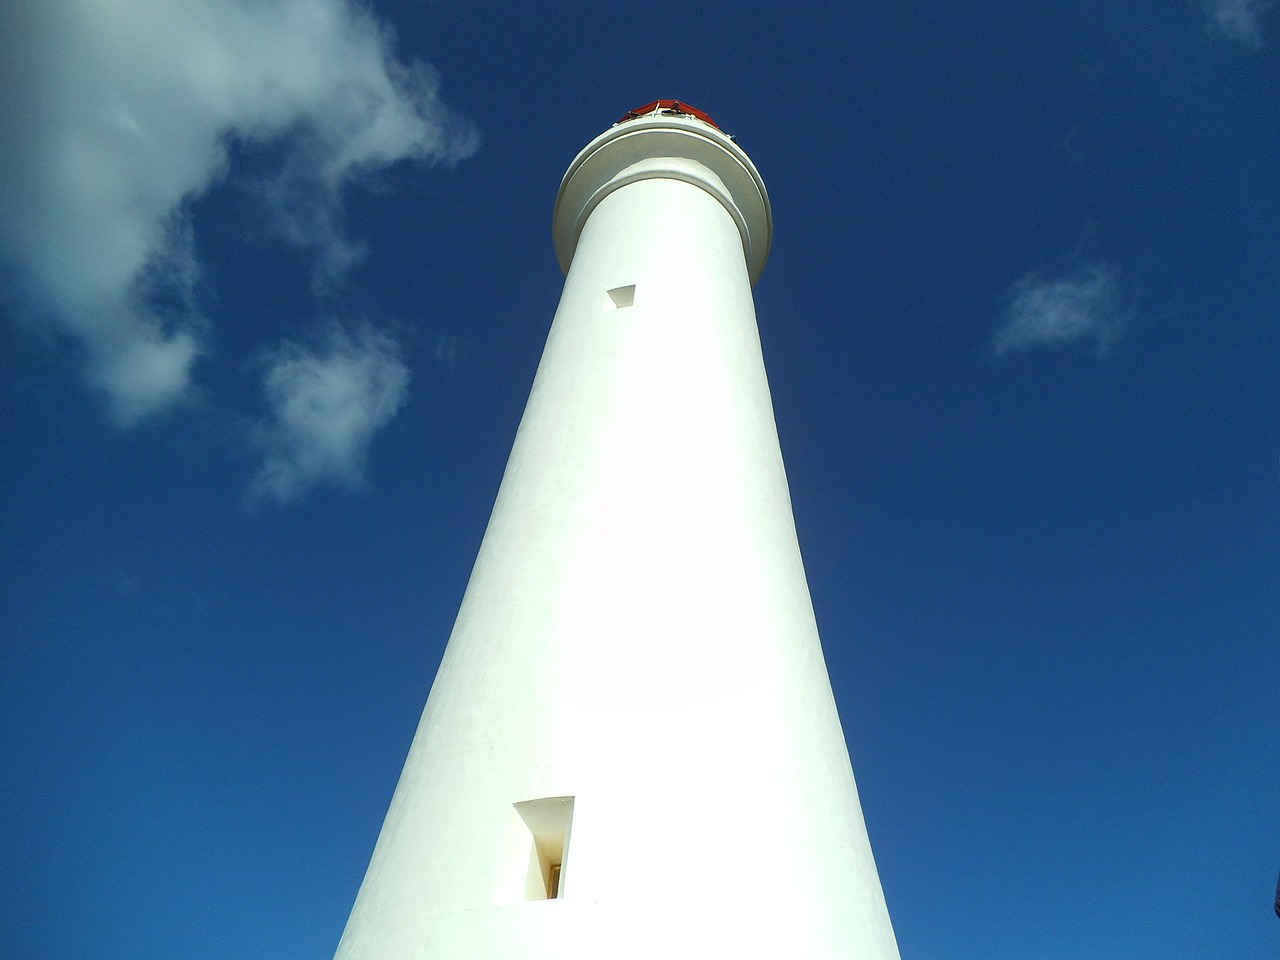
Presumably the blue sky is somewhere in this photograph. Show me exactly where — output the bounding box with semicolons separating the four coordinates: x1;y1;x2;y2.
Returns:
1;1;1276;957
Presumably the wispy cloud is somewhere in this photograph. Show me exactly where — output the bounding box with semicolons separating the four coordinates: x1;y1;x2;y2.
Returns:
993;264;1127;357
1204;0;1271;46
433;334;473;374
0;0;476;426
248;326;409;506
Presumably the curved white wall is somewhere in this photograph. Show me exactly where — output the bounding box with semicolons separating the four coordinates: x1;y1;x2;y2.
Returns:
333;114;900;960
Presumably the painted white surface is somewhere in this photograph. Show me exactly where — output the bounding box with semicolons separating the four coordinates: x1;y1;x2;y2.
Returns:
333;112;901;959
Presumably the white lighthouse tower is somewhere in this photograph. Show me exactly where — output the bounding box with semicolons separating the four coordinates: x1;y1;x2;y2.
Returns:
333;101;900;959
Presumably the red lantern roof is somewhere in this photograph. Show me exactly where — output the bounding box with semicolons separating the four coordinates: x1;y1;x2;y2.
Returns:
617;100;720;129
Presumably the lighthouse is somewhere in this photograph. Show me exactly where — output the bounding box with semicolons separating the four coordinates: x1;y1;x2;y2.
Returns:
333;101;901;959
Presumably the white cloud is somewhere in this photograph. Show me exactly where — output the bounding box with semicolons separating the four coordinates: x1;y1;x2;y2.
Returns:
248;326;409;505
433;334;473;373
1205;0;1271;46
993;264;1127;356
0;0;476;425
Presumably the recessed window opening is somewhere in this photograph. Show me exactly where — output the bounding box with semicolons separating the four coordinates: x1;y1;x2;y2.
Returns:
514;796;574;900
604;284;636;311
